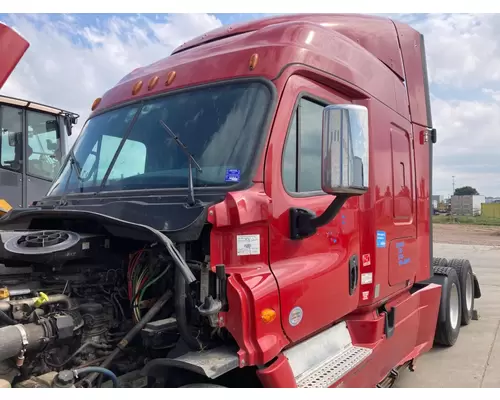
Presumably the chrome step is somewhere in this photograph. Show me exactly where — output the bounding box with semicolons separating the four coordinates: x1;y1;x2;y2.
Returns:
295;344;372;388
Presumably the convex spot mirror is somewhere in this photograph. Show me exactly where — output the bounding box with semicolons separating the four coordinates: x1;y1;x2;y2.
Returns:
321;104;369;196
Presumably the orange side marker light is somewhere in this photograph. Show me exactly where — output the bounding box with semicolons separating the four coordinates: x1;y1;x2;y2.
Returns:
261;308;277;324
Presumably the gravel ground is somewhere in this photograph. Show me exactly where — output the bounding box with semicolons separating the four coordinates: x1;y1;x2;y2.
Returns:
434;223;500;246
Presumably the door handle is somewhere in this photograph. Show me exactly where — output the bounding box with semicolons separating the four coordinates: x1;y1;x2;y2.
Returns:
349;255;359;296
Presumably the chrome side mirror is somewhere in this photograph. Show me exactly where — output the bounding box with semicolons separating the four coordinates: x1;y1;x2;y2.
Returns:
289;103;370;240
321;104;369;195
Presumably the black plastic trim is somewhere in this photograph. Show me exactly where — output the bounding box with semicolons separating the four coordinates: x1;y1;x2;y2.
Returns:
289;195;349;240
383;307;396;339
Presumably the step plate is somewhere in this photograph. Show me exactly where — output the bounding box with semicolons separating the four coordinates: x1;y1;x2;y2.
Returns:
296;345;372;388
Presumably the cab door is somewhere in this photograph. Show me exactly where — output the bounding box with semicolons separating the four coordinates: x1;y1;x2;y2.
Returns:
265;75;361;342
25;110;64;205
0;104;23;208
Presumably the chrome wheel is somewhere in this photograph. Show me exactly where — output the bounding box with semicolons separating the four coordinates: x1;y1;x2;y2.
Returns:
465;271;473;312
450;282;460;330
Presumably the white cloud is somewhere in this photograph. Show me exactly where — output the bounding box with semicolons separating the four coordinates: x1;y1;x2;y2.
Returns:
407;13;500;196
2;13;500;196
430;95;500;196
413;14;500;87
1;14;222;142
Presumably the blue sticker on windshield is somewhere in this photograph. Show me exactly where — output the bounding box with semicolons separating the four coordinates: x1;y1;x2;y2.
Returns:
225;169;241;183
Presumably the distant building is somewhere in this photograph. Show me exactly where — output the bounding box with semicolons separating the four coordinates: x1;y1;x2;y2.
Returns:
450;195;486;216
485;196;500;204
431;195;444;204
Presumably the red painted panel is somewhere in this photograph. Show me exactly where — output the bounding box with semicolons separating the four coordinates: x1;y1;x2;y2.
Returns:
264;74;361;342
173;14;405;81
390;126;413;221
256;354;297;388
394;21;431;127
93;20;408;121
208;185;290;366
0;23;29;90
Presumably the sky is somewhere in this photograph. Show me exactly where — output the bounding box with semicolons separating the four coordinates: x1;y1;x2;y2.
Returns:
1;12;500;198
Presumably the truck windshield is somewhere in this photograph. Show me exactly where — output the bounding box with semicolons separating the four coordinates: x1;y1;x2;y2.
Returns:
47;80;272;196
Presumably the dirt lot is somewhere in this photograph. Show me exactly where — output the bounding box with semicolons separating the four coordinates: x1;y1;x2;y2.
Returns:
395;222;500;388
434;223;500;246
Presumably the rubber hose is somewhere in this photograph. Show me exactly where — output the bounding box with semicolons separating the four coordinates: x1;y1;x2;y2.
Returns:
175;267;202;351
0;309;16;325
0;323;46;362
75;367;119;388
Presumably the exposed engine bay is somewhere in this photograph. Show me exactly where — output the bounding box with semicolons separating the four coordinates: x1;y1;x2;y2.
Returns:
0;218;233;388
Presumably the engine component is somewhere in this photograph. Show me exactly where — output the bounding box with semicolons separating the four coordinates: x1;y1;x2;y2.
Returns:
1;293;73;312
141;317;178;349
81;289;173;387
0;311;78;363
0;323;47;362
74;367;119;388
3;230;81;255
175;264;203;351
0;224;224;388
14;372;58;388
53;370;75;388
80;302;113;343
0;230;112;269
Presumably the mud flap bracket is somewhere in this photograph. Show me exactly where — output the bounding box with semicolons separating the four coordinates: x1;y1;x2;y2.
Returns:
383;307;396;339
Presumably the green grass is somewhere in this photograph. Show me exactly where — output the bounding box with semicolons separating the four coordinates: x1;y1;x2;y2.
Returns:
432;214;500;226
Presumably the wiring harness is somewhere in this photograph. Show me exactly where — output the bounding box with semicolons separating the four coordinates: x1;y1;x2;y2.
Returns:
127;247;171;323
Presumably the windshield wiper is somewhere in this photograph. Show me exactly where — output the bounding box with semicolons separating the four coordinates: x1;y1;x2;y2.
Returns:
57;150;84;207
68;150;84;182
159;120;202;207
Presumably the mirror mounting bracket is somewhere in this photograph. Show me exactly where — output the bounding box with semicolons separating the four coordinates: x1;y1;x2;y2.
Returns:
289;194;350;240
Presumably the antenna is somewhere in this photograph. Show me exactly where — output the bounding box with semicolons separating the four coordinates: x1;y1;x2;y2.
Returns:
452;175;455;195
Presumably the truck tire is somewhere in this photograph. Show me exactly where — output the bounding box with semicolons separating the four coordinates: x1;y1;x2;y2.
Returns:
432;257;448;267
447;259;474;326
432;266;462;347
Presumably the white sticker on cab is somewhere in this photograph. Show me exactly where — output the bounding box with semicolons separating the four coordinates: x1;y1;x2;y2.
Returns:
236;234;260;256
361;272;373;285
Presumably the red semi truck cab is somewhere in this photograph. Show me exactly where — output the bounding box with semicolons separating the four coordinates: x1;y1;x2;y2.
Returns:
0;14;477;388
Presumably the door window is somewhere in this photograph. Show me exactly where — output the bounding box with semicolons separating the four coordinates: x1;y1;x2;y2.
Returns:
26;110;62;181
282;97;325;193
0;105;23;172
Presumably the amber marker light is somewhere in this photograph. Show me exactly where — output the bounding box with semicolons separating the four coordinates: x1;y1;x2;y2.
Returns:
132;80;143;95
249;53;259;70
91;97;101;111
261;308;277;324
148;76;159;91
165;71;176;86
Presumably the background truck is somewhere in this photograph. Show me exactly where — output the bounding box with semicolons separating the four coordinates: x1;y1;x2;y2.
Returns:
0;13;481;389
0;22;78;210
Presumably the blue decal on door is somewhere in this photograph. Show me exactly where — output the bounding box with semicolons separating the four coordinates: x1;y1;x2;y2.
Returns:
396;241;411;266
376;231;386;248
